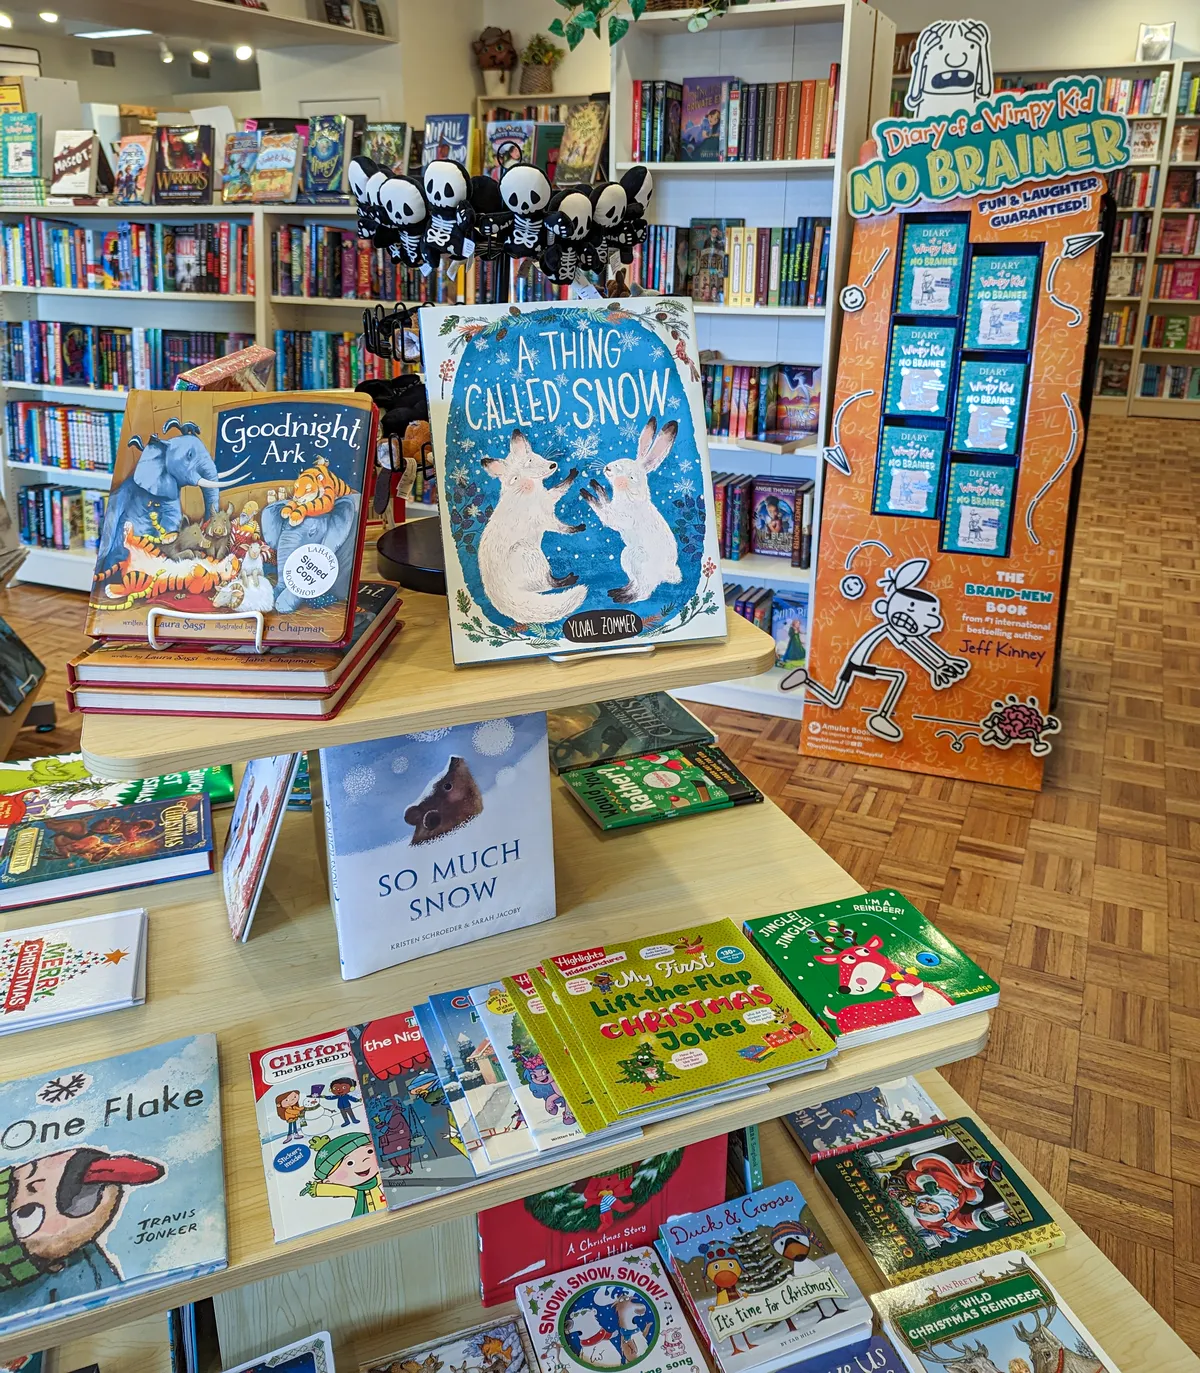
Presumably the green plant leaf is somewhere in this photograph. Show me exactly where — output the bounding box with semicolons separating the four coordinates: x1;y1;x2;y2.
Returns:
575;7;598;29
687;14;708;30
565;17;586;47
608;14;630;43
547;16;566;35
630;0;647;15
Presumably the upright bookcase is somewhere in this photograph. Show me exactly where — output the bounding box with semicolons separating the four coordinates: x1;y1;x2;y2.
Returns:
609;0;895;720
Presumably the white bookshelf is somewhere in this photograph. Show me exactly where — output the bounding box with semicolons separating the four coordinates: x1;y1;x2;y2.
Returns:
610;0;895;720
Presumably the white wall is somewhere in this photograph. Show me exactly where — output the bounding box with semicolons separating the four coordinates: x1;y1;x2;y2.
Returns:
484;0;611;96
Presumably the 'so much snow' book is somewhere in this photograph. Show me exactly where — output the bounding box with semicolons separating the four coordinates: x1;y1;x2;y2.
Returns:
419;299;726;664
0;1034;225;1340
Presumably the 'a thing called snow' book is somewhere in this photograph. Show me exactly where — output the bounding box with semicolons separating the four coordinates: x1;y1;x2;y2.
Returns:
0;1034;225;1339
319;713;556;980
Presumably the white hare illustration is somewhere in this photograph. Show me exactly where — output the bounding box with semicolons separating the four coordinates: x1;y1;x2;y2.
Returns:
478;427;588;624
582;417;682;604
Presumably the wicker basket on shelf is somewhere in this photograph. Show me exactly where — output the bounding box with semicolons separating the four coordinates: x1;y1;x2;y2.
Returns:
520;63;555;95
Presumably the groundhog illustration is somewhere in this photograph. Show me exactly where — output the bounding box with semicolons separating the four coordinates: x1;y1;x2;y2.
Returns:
404;756;483;845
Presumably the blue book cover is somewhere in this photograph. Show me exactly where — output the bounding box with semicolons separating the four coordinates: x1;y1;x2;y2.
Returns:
422;114;472;167
319;714;556;980
225;1330;334;1373
785;1078;944;1163
784;1336;907;1373
0;1035;225;1339
299;115;349;202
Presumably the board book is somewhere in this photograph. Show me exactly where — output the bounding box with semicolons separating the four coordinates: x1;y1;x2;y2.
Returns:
547;693;715;773
222;752;302;941
363;1317;535;1373
785;1077;943;1162
226;1331;335;1373
815;1117;1064;1283
86;390;377;648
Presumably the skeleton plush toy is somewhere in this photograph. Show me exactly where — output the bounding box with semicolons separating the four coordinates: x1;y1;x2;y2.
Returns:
348;155;381;240
468;175;513;260
615;164;654;262
542;185;593;284
587;180;629;270
421;159;475;273
499;163;553;259
377;175;429;268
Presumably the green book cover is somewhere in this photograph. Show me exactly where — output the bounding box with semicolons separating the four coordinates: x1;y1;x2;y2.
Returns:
874;424;945;519
548;692;715;773
897;219;967;316
541;918;836;1118
942;462;1016;556
744;889;999;1045
951;360;1026;456
815;1117;1064;1283
965;252;1039;351
884;324;955;418
560;743;761;830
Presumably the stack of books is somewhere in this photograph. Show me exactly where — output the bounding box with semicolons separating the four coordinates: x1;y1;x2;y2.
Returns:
0;110;47;208
704;363;821;444
715;473;814;567
16;483;108;554
1166;167;1200;208
1145;312;1200;350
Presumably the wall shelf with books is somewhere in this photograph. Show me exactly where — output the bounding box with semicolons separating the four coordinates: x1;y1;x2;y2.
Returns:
625;2;850;34
0;285;256;303
616;157;838;174
6;461;112;487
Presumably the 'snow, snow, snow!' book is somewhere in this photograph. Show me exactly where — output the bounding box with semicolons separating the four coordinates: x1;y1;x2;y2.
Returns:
0;1035;225;1340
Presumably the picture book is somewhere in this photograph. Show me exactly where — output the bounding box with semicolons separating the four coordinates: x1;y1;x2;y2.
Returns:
816;1118;1063;1283
299;114;350;202
419;299;726;663
547;693;715;773
897;220;967;316
872;1253;1117;1373
221;132;260;204
750;480;799;556
943;462;1016;556
346;1012;477;1209
364;1317;536;1373
361;122;409;174
555;101;610;185
689;220;742;304
744;890;999;1048
884;326;954;417
951;361;1026;455
681;78;734;161
660;1180;872;1373
0;1035;225;1339
0;907;146;1037
484;120;536;180
534;123;565;180
422;114;473;167
771;592;807;669
541;919;836;1118
222;752;302;941
875;426;945;519
965;254;1038;351
152;126;215;205
774;365;821;435
225;1331;334;1373
516;1245;707;1373
0;616;42;715
0;793;214;911
252;132;302;202
85;390;377;648
476;1138;728;1305
250;1027;385;1242
49;131;103;199
785;1077;943;1162
112;134;154;205
410;1000;492;1173
0;1354;43;1373
0;112;38;178
319;713;556;980
560;744;762;830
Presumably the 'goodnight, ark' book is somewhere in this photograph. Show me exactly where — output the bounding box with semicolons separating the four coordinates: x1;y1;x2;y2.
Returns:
419;299;725;664
0;1034;225;1339
85;390;376;648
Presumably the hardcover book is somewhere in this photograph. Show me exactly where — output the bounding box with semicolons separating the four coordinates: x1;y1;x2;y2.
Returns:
360;123;409;175
226;1332;334;1373
943;462;1016;556
750;480;799;556
85;390;376;648
364;1318;535;1373
299;114;351;201
112;134;154;205
0;616;42;714
897;220;967;316
547;693;715;773
419;299;725;663
884;326;954;416
319;714;556;980
411;1000;498;1175
422;114;473;167
222;752;302;941
0;1035;225;1339
252;132;302;203
689;220;742;304
744;890;999;1048
875;426;945;519
250;1027;385;1241
681;78;734;161
484;120;537;180
152;126;215;205
785;1077;943;1162
0;112;39;178
774;365;821;435
816;1118;1064;1283
965;254;1038;351
951;361;1026;455
771;593;807;669
1128;117;1161;162
554;101;609;184
49;131;104;199
221;132;259;204
872;1253;1117;1373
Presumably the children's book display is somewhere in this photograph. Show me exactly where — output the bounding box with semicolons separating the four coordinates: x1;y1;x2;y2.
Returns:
319;713;556;980
816;1117;1063;1283
0;907;146;1036
872;1253;1118;1373
745;890;999;1048
0;1035;225;1339
225;1331;335;1373
220;133;260;206
364;1316;534;1373
112;134;155;205
547;693;714;773
153;127;215;206
659;1180;872;1373
298;115;351;203
223;753;302;940
0;793;214;910
48;131;110;201
786;1077;943;1162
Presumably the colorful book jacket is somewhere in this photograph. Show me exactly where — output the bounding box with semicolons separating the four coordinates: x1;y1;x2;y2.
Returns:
517;1245;707;1373
554;102;609;184
222;753;301;940
221;132;259;205
225;1331;334;1373
364;1317;535;1373
477;1138;727;1306
872;1253;1118;1373
299;115;349;201
113;135;154;204
542;919;836;1118
560;744;761;830
0;794;212;897
785;1077;944;1162
777;1338;906;1373
86;391;376;648
484;121;537;180
250;1028;385;1242
361;123;408;175
659;1181;872;1373
547;694;714;773
252;132;301;202
422;114;472;167
816;1118;1064;1283
346;1012;476;1209
0;1035;225;1338
411;1000;493;1174
421;300;724;663
744;890;999;1044
681;78;733;161
152;126;215;205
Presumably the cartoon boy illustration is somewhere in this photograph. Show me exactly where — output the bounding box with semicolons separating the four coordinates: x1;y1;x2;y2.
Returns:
275;1089;306;1142
324;1077;362;1126
300;1133;385;1218
781;558;970;742
0;1147;165;1316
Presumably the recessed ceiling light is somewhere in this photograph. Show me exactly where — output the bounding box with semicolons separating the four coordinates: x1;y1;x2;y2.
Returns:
74;27;152;38
234;43;253;60
38;10;58;21
191;48;209;62
0;14;13;28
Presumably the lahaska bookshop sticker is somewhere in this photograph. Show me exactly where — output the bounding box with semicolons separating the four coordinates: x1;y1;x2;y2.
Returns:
282;543;339;599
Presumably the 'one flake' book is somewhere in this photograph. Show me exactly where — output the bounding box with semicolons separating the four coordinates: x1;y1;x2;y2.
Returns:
319;714;556;980
0;1034;225;1339
785;1077;943;1162
86;391;376;648
419;299;726;663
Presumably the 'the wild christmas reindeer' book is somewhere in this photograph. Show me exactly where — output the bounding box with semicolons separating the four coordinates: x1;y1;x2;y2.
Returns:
86;390;376;648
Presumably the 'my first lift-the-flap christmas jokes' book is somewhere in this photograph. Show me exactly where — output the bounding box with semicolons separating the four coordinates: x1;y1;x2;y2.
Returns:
419;299;726;663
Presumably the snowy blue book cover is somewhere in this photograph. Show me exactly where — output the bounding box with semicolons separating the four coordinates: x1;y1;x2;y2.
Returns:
419;299;726;663
319;713;555;979
785;1078;944;1163
0;1034;225;1338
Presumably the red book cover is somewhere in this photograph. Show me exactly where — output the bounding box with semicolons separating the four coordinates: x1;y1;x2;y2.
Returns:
477;1136;727;1305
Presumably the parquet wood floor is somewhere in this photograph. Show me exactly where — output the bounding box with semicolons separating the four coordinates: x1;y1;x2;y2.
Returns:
0;413;1194;1346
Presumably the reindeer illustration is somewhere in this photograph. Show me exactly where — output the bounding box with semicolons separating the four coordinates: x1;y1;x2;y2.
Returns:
919;1339;1003;1373
814;931;955;1036
1014;1305;1106;1373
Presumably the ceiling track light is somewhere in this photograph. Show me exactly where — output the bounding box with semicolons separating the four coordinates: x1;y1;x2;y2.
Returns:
38;11;58;22
0;14;13;28
235;43;253;61
159;39;173;63
191;48;210;63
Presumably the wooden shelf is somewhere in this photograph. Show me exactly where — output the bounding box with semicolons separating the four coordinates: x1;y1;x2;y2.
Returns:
0;787;988;1364
0;286;253;302
80;589;775;779
721;553;811;584
616;159;836;175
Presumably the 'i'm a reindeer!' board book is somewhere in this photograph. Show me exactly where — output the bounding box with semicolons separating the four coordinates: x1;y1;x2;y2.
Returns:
419;299;726;664
86;391;377;648
744;890;999;1049
0;1035;225;1339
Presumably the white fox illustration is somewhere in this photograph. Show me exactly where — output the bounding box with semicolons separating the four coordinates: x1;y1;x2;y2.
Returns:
478;428;588;624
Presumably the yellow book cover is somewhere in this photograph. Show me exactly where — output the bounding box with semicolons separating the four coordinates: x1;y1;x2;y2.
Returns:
251;131;300;203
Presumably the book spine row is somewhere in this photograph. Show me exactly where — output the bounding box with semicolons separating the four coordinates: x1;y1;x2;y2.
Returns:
1093;356;1131;397
0;321;255;389
1179;73;1200;115
1158;213;1199;257
1143;313;1200;350
1137;360;1200;400
1108;167;1158;208
1152;260;1200;300
711;473;815;568
1165;169;1200;208
1000;74;1170;116
4;399;119;471
1111;211;1151;252
702;362;818;442
483;102;576;123
1098;306;1138;347
273;328;409;389
16;483;107;550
